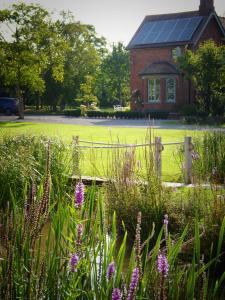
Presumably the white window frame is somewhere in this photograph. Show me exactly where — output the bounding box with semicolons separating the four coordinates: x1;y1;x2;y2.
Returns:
148;79;160;103
166;78;176;103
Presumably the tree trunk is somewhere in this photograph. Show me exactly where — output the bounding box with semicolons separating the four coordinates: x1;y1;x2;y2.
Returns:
16;85;24;119
36;93;41;110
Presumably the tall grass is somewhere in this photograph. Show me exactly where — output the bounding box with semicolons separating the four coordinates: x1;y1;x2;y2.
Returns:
1;142;225;299
177;130;225;184
0;134;72;209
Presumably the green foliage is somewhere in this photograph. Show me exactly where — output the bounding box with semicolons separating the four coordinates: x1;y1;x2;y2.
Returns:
192;131;225;183
96;42;130;107
0;3;67;99
77;75;98;106
0;178;225;299
86;110;169;119
63;108;82;117
178;40;225;116
0;134;72;209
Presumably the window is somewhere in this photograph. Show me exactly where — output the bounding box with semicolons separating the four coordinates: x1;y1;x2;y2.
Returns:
148;79;160;102
166;78;176;103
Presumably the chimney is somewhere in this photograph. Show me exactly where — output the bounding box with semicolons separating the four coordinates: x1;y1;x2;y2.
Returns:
199;0;215;15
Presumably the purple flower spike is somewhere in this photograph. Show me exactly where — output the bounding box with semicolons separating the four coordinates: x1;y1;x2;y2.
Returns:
164;214;169;239
112;288;121;300
107;261;115;280
127;267;139;300
157;253;169;278
70;253;79;272
75;182;84;208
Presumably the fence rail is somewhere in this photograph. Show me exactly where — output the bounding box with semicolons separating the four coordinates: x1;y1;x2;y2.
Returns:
73;136;194;184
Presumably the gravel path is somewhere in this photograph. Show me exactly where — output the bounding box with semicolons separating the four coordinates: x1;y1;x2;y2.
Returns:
0;114;224;130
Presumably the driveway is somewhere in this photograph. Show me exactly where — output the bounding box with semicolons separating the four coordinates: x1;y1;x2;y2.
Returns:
0;114;223;130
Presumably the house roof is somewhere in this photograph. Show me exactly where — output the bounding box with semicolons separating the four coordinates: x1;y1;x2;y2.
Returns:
220;17;225;30
139;61;180;77
127;10;225;49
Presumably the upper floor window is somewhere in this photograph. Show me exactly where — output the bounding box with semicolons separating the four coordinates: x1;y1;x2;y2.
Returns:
166;78;176;103
148;79;160;102
172;47;182;60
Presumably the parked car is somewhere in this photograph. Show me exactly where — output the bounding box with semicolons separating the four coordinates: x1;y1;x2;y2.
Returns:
0;97;19;115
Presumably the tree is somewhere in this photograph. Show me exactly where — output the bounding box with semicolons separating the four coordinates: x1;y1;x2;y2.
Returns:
96;42;130;107
0;3;67;116
78;75;98;107
178;40;225;116
51;12;106;107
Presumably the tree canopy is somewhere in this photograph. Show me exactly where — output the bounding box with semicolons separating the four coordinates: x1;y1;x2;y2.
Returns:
0;3;130;112
178;40;225;116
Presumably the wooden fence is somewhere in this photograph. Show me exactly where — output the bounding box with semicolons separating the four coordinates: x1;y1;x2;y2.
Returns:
73;136;195;184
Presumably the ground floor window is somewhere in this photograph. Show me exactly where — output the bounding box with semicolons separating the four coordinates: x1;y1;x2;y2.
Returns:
148;79;160;102
166;78;176;102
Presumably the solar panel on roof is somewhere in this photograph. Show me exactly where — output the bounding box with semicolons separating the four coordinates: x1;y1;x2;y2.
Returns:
130;16;203;46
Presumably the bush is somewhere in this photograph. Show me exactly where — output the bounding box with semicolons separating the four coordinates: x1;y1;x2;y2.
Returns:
86;110;169;119
63;108;81;117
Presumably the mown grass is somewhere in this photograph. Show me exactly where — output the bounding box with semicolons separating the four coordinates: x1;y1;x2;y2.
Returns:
0;121;202;182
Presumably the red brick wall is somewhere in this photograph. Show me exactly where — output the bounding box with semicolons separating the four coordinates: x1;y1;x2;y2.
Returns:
130;47;190;111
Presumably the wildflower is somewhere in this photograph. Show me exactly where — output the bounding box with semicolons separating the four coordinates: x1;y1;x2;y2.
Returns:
127;267;139;300
135;212;142;277
112;288;122;300
107;261;115;280
157;252;169;278
75;182;84;208
70;253;79;272
76;224;83;246
163;214;169;239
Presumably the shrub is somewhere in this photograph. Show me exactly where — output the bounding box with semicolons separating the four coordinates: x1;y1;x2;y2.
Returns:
86;110;169;119
63;108;81;117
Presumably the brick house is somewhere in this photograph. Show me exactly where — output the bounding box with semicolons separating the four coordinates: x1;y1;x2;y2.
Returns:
127;0;225;113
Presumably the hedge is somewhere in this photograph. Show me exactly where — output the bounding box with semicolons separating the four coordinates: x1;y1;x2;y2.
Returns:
63;109;170;119
86;110;170;119
63;109;81;117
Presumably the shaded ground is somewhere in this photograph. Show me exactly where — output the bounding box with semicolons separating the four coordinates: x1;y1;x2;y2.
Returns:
0;114;224;130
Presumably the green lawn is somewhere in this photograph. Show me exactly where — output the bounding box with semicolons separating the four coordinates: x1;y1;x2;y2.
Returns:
0;122;202;182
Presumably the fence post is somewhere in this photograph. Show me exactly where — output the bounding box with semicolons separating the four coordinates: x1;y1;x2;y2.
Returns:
155;136;163;180
73;135;80;177
184;136;192;184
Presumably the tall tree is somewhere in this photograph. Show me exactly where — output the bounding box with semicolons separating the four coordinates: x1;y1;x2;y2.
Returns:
178;40;225;116
0;3;67;117
51;12;106;107
96;42;130;106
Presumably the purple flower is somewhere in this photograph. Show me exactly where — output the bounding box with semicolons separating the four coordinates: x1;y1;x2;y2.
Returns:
112;288;122;300
75;182;84;208
164;214;169;239
127;267;139;300
107;261;115;280
70;253;79;272
157;253;169;278
163;214;169;226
